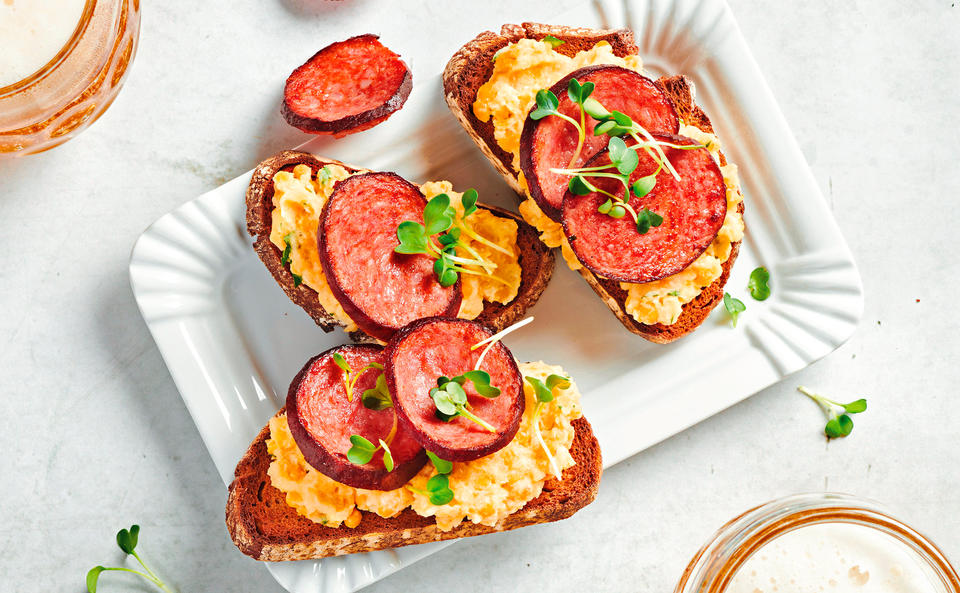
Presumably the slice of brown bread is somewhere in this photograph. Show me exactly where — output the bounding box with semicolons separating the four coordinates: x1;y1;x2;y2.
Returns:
245;150;555;342
225;409;602;560
443;23;744;343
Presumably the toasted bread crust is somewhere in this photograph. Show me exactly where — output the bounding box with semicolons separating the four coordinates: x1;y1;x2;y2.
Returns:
245;151;555;341
225;409;602;561
442;24;743;343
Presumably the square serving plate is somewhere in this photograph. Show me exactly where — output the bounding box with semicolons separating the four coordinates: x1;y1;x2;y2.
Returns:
129;0;864;591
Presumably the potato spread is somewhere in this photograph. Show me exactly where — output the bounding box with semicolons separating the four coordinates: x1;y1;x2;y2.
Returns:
269;165;521;329
266;361;581;532
473;39;745;326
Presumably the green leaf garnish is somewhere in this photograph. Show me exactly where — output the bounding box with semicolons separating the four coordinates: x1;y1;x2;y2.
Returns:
281;232;295;267
379;439;394;472
526;376;558;403
430;374;498;432
723;293;746;327
361;373;393;411
608;205;626;219
426;451;453;475
582;97;610;119
394;190;501;288
542;35;565;48
86;566;105;592
332;352;350;373
748;266;771;301
545;374;570;391
530;89;560;120
395;221;430;254
566;78;595;105
526;375;570;479
425;474;455;505
88;526;175;593
462;188;479;217
116;524;139;554
423;194;454;236
292;273;303;287
461;369;501;398
593;120;616;136
799;386;867;439
631;174;656;198
635;208;664;235
347;435;376;465
569;175;594;196
317;166;331;184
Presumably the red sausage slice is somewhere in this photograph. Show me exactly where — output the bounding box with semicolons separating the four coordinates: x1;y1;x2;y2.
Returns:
282;34;412;137
562;134;727;283
385;317;524;462
286;344;427;491
319;172;462;342
519;65;679;221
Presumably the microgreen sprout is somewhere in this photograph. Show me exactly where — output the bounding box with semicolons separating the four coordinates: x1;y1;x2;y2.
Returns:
332;353;383;403
395;192;510;287
723;292;746;327
748;267;771;301
86;525;176;593
426;451;453;474
407;452;455;505
471;316;535;370
542;35;565;48
346;433;396;472
525;374;571;479
317;165;331;184
407;473;455;505
361;372;393;411
798;386;867;439
430;372;500;432
532;78;707;235
281;233;303;286
281;232;295;266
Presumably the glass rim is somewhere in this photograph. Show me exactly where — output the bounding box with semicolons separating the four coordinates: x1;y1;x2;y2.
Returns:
0;0;98;96
675;492;960;593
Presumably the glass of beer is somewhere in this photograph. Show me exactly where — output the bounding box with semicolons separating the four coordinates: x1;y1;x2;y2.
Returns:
0;0;141;157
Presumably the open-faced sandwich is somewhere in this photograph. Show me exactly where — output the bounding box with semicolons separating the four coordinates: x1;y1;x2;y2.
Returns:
226;317;601;560
246;150;555;342
444;23;745;343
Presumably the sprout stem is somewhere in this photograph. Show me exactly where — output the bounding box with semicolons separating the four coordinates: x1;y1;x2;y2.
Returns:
457;406;497;432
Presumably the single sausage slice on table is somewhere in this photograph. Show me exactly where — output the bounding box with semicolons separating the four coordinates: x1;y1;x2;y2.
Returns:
319;172;462;342
519;65;679;221
562;133;727;284
282;34;412;136
385;317;524;462
286;344;427;491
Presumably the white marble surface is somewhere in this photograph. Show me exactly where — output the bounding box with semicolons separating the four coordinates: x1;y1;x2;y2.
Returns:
1;1;958;591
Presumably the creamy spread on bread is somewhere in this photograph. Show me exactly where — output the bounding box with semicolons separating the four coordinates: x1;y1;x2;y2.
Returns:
269;165;522;330
266;361;581;532
473;39;745;326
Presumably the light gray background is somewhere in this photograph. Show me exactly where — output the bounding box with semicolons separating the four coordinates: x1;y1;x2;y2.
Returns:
2;1;958;591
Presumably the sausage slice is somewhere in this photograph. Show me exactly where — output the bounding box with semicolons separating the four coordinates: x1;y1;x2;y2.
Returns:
282;34;412;136
319;172;462;342
385;317;524;462
286;344;427;491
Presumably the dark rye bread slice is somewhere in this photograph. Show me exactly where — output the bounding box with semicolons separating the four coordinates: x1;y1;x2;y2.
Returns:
442;23;744;343
225;410;602;560
245;150;555;342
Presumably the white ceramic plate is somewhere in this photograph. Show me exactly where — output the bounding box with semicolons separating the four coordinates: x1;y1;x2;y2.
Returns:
129;0;864;591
